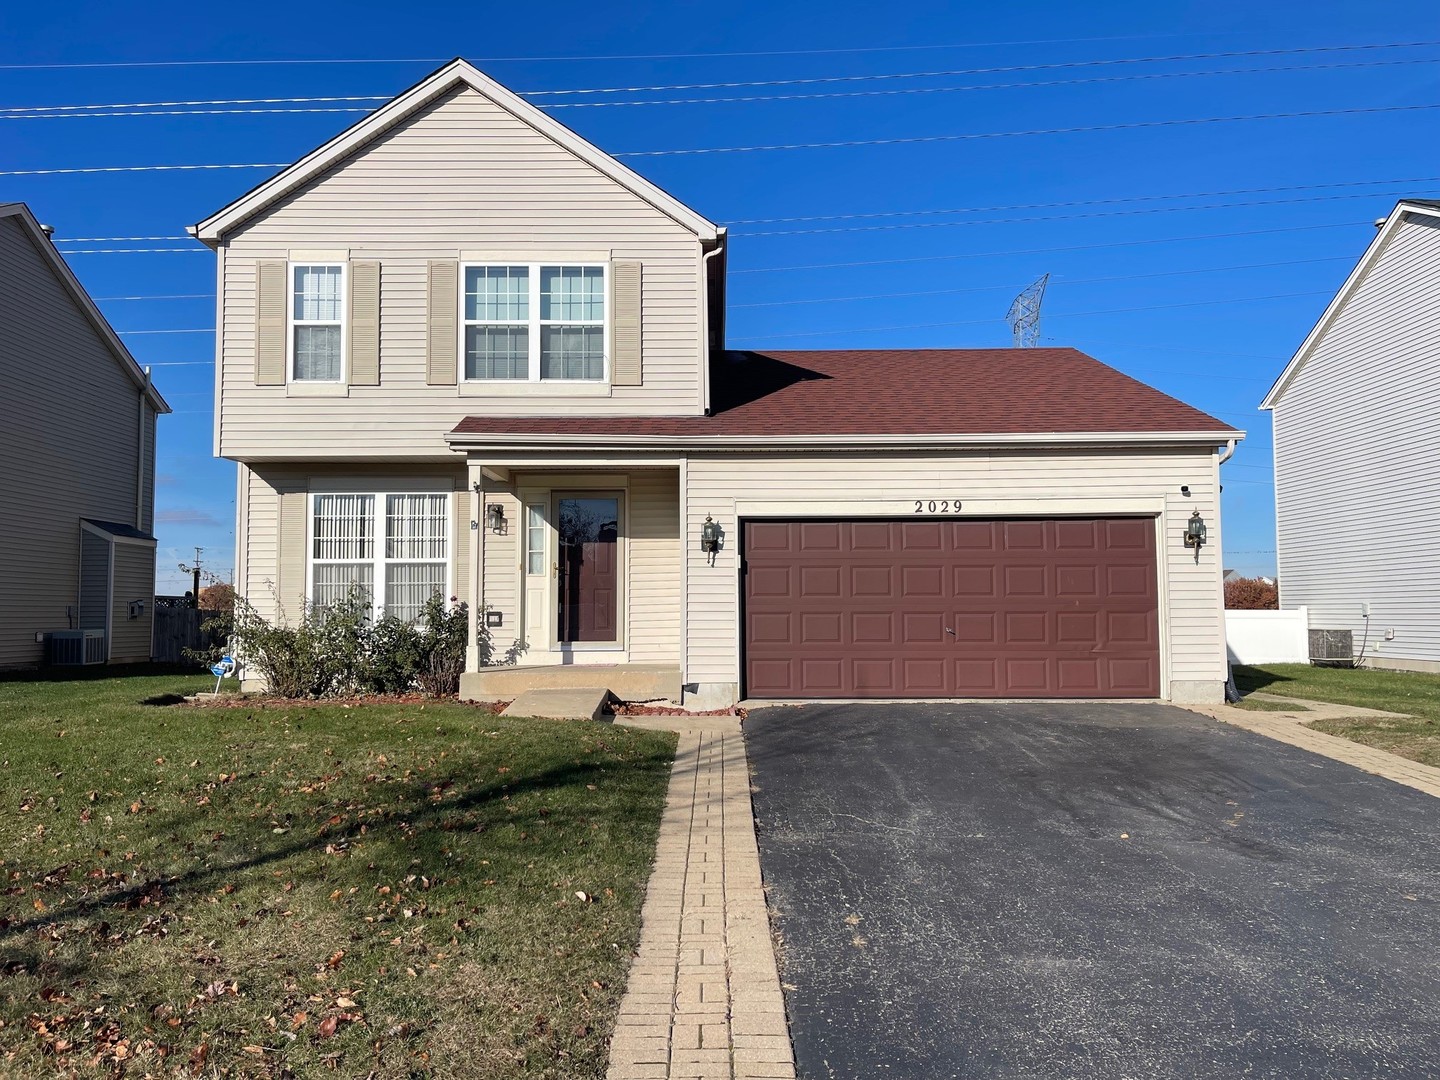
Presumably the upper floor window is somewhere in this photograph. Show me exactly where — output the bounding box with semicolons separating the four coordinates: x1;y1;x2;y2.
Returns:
291;264;345;382
463;263;606;382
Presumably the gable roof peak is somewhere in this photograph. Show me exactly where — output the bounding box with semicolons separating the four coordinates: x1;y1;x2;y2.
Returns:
191;57;720;244
1262;198;1440;409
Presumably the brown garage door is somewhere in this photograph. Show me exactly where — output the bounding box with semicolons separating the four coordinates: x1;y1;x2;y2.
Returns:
743;518;1159;699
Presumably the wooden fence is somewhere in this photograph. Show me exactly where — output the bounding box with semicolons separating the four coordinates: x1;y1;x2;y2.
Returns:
152;606;227;665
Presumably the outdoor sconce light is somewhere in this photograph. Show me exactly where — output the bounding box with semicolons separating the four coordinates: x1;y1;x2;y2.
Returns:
485;503;506;533
700;515;720;553
1184;510;1207;552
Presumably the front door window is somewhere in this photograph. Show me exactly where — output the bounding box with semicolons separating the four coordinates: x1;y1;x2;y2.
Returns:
556;496;619;644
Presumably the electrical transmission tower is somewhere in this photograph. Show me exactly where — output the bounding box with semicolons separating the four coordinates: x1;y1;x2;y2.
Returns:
1005;273;1049;347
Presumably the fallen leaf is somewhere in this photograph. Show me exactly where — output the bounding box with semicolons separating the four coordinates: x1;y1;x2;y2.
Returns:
291;1011;307;1030
335;997;356;1008
188;1043;209;1073
318;1015;339;1038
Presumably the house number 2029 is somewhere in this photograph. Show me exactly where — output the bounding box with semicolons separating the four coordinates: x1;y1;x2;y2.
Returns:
914;500;962;513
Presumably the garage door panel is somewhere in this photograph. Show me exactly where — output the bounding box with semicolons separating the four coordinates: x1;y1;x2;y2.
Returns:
853;612;895;644
953;565;996;597
902;565;944;597
1057;658;1101;693
1004;565;1048;596
799;565;841;598
799;522;842;551
744;518;1158;699
850;565;894;597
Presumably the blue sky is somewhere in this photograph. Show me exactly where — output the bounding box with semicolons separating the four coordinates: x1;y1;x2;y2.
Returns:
3;0;1438;592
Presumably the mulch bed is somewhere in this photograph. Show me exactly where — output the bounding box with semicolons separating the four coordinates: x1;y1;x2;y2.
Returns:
182;692;743;717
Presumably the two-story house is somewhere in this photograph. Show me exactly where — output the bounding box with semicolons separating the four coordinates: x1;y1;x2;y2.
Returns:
1263;200;1440;670
192;60;1239;707
1;201;171;667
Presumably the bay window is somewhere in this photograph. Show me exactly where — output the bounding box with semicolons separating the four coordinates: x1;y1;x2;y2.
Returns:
310;491;450;622
463;263;606;382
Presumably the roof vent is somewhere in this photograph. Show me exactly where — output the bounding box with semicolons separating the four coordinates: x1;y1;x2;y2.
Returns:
1373;217;1388;228
39;223;55;238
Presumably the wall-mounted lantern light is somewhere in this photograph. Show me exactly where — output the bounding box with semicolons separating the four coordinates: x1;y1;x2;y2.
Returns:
700;515;720;554
1184;510;1207;552
485;503;506;534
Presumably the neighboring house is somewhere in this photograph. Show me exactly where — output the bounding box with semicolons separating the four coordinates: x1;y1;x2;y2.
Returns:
0;201;171;667
192;60;1239;706
1263;199;1440;671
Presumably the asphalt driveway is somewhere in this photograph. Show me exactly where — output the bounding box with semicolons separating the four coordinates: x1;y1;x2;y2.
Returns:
744;703;1440;1080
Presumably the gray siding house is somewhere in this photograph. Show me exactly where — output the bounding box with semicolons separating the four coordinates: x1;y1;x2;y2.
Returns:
194;60;1239;706
1263;199;1440;670
0;202;171;667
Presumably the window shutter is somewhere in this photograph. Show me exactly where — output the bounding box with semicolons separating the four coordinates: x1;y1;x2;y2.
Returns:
348;261;381;386
254;260;287;386
611;260;642;386
277;490;307;624
426;260;459;385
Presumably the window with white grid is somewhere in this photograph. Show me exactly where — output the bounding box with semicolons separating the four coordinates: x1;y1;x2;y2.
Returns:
309;491;450;622
291;264;345;382
461;263;606;382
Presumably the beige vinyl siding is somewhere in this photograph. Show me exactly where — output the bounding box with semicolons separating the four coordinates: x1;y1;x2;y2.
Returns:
0;216;153;666
480;482;522;660
79;534;110;632
628;471;681;664
240;464;469;631
682;449;1225;695
217;86;705;460
1272;211;1440;663
110;544;155;662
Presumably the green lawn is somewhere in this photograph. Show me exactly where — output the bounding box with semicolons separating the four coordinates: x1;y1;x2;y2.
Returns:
0;669;676;1079
1235;664;1440;768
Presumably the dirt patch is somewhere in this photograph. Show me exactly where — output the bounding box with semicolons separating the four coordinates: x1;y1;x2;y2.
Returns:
611;701;747;718
184;691;512;712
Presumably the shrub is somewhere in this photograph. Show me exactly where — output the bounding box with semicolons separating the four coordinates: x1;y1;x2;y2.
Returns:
227;585;371;698
1225;575;1279;610
219;586;528;699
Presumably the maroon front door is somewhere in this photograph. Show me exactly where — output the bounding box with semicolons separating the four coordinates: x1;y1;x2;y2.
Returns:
557;497;619;643
743;518;1160;699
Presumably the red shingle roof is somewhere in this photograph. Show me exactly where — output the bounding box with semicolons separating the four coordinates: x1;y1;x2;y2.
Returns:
450;348;1236;440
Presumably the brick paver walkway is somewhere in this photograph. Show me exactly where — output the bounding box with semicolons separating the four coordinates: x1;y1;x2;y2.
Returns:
607;718;794;1080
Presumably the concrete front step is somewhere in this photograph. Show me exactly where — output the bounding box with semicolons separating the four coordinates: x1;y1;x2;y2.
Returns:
500;687;613;722
462;663;681;703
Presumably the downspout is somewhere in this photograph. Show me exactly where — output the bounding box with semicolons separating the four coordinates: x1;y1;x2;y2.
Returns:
699;236;726;416
1217;438;1237;466
136;367;152;530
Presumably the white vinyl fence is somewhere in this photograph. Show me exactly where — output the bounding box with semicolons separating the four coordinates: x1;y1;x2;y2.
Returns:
1225;606;1309;665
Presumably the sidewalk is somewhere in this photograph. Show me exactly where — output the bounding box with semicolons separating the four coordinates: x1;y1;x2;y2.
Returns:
606;717;795;1080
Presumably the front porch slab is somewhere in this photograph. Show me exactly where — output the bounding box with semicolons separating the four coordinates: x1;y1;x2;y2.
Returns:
501;687;612;722
462;663;682;704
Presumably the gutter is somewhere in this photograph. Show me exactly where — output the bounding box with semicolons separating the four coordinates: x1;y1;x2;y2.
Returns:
445;429;1245;453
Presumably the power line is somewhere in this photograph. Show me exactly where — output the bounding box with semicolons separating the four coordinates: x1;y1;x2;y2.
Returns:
14;103;1440;179
522;41;1440;95
116;328;213;335
10;55;1437;120
92;292;214;301
0;34;1401;72
730;256;1354;310
57;175;1436;247
724;174;1440;225
730;220;1371;275
618;102;1440;156
0;163;286;177
727;288;1331;343
1;94;388;114
732;190;1430;239
540;58;1440;109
